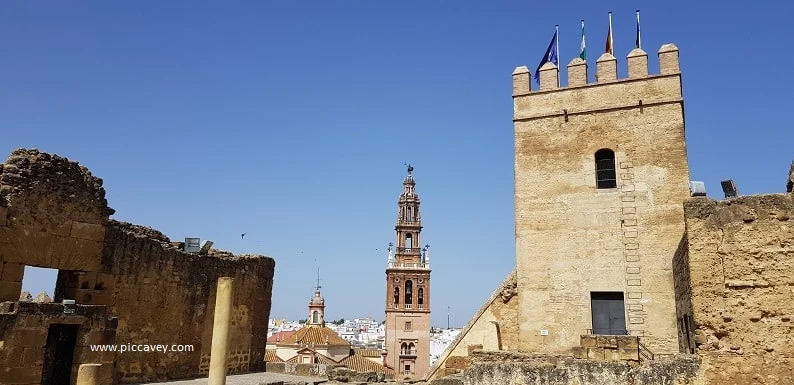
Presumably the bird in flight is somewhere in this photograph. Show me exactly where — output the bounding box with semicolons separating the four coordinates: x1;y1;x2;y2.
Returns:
241;233;246;239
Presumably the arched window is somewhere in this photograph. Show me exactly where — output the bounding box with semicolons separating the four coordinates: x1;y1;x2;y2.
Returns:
394;287;400;305
312;311;318;324
418;288;424;306
405;280;413;304
408;343;416;355
401;342;408;354
595;149;617;189
405;233;412;248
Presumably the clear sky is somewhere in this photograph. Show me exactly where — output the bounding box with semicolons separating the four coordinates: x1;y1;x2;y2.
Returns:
2;1;792;328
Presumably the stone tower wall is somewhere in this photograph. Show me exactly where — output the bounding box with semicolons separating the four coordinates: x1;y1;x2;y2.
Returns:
512;44;690;355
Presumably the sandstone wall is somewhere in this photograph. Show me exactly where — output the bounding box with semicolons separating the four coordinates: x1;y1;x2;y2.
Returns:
426;270;518;381
0;302;117;385
683;194;794;385
673;236;696;354
512;46;689;354
461;351;703;385
0;149;275;383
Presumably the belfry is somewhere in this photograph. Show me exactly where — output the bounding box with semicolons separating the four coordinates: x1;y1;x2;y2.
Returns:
383;164;432;379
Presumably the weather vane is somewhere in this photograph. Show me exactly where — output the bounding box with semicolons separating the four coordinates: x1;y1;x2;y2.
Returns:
404;162;414;175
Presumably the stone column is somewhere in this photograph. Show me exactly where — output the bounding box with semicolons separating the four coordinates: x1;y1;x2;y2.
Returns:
76;364;101;385
208;277;235;385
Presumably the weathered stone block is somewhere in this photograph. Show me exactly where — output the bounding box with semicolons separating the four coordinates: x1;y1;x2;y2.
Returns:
1;262;24;281
580;335;598;348
295;363;313;376
70;221;106;242
596;335;618;348
0;366;43;383
443;367;460;376
52;221;73;237
586;347;605;360
467;344;483;354
616;336;639;350
445;355;469;370
605;347;622;361
0;280;22;301
8;328;48;347
617;347;639;361
572;346;586;359
0;346;25;366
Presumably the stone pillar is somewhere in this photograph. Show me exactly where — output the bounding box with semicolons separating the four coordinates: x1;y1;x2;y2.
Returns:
208;277;235;385
76;364;101;385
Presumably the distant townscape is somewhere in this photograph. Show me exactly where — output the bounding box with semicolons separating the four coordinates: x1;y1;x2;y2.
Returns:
266;317;461;366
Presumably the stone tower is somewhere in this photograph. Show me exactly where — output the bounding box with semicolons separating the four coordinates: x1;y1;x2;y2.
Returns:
384;164;431;379
511;44;690;354
308;270;325;326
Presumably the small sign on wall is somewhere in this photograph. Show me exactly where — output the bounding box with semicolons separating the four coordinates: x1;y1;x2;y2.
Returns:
540;330;549;336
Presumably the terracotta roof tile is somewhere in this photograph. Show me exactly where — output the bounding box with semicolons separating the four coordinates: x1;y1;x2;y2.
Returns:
355;348;383;358
264;349;283;362
267;330;298;343
280;325;350;347
341;352;395;375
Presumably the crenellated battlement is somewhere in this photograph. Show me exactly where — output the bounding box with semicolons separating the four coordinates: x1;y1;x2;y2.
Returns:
512;43;680;97
512;43;683;122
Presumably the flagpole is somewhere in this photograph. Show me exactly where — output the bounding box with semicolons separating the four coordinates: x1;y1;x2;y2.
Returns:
636;10;642;49
608;12;614;55
580;19;585;61
555;24;560;87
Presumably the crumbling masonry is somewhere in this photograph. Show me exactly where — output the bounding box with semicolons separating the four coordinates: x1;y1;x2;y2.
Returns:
0;149;275;384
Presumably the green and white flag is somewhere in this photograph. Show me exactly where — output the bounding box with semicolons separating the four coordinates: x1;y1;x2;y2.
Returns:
579;20;586;60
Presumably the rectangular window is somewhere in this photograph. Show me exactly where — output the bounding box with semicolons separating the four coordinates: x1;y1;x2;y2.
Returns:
590;291;627;335
404;321;412;331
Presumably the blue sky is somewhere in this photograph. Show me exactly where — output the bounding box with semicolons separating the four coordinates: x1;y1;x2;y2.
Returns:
2;1;792;328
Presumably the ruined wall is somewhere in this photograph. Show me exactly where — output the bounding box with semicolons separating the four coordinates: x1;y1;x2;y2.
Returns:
426;270;518;381
512;45;689;354
683;194;794;385
0;149;275;383
0;150;112;301
0;302;117;385
673;236;696;354
461;351;703;385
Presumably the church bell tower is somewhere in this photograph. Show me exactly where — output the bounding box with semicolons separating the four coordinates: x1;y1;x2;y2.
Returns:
384;164;431;379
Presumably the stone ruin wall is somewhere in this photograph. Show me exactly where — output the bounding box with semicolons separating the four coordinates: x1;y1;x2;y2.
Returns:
460;350;703;385
0;149;275;383
426;270;518;381
0;302;117;385
681;194;794;385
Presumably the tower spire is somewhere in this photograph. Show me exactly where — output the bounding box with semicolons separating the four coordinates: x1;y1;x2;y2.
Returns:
308;265;326;326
